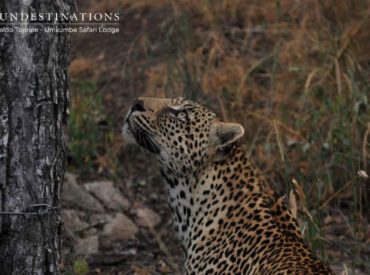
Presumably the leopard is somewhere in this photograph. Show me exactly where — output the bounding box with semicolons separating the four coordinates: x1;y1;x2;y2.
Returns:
123;97;334;275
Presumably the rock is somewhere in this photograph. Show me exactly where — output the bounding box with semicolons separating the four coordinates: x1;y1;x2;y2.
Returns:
62;173;104;212
84;181;130;211
84;228;98;238
63;209;88;232
136;207;161;228
76;235;99;255
89;214;113;225
102;213;138;241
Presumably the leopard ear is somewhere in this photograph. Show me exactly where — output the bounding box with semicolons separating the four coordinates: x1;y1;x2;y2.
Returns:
211;121;245;149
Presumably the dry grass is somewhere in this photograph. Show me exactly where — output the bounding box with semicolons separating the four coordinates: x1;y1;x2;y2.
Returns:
69;0;370;272
138;0;370;269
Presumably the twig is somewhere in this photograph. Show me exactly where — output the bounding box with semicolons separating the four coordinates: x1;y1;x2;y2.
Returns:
320;178;357;210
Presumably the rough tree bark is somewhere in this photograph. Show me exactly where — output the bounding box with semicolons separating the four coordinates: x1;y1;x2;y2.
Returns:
0;1;73;274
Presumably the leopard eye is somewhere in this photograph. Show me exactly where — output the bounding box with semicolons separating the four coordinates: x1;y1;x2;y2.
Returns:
164;106;188;122
167;107;187;122
176;111;187;122
169;110;187;122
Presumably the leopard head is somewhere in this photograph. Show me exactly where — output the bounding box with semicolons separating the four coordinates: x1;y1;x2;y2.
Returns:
123;97;245;176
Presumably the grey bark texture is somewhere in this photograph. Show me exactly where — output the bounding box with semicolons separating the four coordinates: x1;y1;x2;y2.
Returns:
0;1;73;274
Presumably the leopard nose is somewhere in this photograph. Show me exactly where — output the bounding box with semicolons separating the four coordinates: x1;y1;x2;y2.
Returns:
131;99;145;113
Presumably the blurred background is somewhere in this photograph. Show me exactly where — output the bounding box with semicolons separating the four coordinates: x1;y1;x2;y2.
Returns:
63;0;369;274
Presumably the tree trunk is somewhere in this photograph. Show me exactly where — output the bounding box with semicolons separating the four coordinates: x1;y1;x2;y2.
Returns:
0;1;73;274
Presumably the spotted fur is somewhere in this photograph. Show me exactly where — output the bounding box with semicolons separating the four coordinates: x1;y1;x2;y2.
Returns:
123;97;334;274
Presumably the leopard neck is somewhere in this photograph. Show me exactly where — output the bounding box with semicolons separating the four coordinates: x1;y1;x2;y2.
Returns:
159;145;268;248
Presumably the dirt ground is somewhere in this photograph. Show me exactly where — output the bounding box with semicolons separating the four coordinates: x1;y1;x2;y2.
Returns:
64;1;369;274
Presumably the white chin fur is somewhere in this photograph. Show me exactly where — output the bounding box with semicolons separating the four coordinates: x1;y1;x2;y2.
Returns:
122;123;137;145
